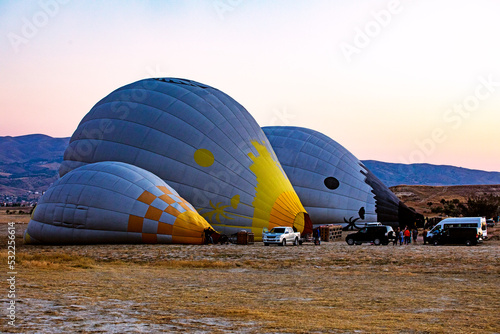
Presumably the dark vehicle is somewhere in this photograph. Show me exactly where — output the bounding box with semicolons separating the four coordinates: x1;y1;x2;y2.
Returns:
432;227;479;246
346;225;395;246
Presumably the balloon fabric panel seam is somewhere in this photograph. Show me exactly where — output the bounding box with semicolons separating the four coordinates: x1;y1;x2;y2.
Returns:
40;183;148;216
265;132;361;178
80;98;256;178
141;84;258;166
68;134;255;196
150;82;264;166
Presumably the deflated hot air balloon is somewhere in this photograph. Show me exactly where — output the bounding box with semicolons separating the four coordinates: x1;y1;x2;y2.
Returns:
59;78;310;239
263;126;418;230
25;161;215;244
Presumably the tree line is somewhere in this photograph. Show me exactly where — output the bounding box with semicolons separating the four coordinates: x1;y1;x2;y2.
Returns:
427;194;500;218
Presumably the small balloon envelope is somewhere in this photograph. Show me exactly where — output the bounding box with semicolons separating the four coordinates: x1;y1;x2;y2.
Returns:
25;161;214;244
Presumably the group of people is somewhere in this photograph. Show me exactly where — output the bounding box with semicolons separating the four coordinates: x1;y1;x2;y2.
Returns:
393;226;418;245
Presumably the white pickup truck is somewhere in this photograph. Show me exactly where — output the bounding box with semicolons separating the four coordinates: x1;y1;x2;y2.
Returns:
262;226;301;246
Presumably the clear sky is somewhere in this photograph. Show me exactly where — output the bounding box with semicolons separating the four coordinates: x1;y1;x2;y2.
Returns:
1;0;499;171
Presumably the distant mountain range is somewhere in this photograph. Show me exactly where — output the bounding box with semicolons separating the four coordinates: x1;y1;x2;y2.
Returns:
1;134;499;196
0;135;69;197
361;160;500;187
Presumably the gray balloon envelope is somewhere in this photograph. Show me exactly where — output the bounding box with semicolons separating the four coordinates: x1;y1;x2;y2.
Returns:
263;126;417;230
25;161;214;244
59;78;310;239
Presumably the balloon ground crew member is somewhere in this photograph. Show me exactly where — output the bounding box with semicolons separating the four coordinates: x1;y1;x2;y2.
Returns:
204;228;214;244
314;227;321;245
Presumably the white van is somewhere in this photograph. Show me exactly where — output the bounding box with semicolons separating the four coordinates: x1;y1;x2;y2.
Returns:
427;217;486;241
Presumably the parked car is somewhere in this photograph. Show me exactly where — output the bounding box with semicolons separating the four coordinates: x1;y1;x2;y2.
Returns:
486;219;495;227
345;225;395;246
360;222;382;227
262;226;301;246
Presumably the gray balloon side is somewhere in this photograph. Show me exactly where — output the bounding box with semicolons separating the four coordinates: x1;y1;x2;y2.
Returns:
263;126;418;229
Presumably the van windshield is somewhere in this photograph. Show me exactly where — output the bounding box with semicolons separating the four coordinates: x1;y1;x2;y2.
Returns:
430;225;441;232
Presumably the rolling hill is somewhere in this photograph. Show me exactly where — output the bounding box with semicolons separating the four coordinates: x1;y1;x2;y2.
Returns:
390;184;500;216
361;160;500;187
1;134;500;200
0;135;69;197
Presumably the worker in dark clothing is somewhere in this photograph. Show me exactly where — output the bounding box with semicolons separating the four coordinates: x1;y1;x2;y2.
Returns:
204;228;214;244
314;227;321;245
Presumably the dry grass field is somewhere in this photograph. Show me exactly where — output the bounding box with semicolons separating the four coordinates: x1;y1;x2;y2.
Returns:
1;212;499;333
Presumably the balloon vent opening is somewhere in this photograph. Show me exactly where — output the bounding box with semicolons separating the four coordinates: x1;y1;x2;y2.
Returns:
302;213;313;236
292;212;313;236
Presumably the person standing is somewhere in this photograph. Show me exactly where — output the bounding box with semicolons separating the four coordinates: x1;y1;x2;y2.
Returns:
204;228;214;244
314;227;321;245
399;228;404;245
403;227;411;245
393;227;399;246
412;228;418;244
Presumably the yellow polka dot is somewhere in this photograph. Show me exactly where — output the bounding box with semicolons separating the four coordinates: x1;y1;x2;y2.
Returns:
231;194;240;209
194;148;214;167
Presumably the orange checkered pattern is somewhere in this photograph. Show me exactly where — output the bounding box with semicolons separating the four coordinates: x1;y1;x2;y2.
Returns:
127;186;195;243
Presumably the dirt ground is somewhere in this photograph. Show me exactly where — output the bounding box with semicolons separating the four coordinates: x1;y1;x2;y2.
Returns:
1;213;499;333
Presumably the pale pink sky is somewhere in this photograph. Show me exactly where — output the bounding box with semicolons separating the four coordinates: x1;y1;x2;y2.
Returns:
1;0;500;171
